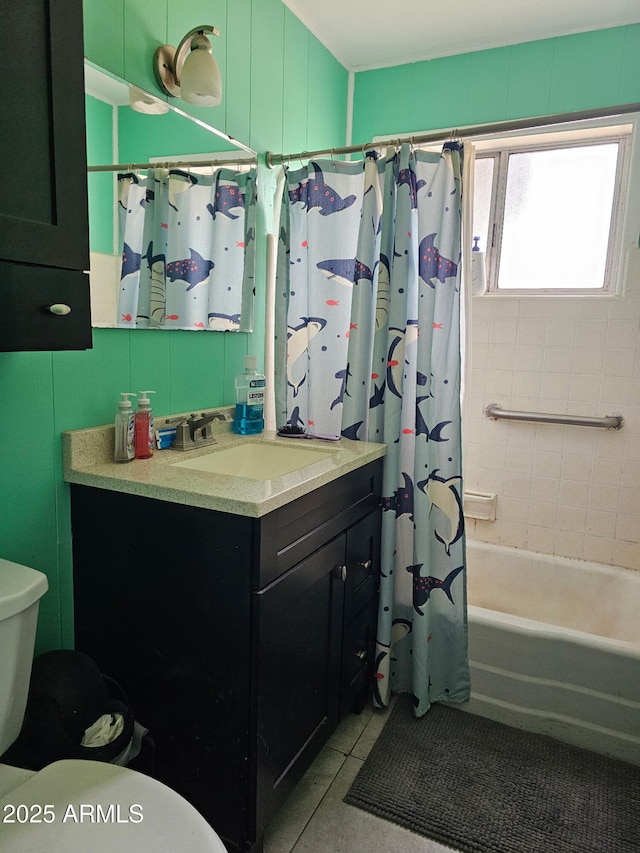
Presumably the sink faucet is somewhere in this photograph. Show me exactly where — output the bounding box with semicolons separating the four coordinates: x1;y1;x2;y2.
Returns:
173;412;224;451
188;413;220;440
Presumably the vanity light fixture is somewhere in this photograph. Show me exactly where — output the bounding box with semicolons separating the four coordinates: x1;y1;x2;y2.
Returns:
153;25;222;107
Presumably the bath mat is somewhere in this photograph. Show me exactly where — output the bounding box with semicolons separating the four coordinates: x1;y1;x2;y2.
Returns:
344;694;640;853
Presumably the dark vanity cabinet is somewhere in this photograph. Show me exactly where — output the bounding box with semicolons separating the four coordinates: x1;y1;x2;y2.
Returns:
0;0;91;351
71;460;382;852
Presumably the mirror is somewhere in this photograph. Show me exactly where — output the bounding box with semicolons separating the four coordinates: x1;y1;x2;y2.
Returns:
84;61;258;332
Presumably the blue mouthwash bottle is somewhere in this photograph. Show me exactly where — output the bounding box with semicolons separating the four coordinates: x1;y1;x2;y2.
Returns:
233;356;266;435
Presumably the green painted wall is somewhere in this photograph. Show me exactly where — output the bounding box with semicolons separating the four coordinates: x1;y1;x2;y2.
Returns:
0;0;348;653
352;24;640;143
86;96;113;254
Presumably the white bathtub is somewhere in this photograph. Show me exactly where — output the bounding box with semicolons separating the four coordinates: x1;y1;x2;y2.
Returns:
463;540;640;765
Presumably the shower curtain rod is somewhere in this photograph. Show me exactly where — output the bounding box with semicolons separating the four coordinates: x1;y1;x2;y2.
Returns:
265;101;640;167
87;156;257;173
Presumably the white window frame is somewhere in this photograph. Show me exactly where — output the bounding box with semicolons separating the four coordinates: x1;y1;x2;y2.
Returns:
473;117;638;297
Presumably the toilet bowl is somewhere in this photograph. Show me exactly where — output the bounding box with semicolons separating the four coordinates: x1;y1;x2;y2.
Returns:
0;558;227;852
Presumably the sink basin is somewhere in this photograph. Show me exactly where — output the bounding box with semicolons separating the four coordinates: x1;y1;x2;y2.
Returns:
171;442;336;480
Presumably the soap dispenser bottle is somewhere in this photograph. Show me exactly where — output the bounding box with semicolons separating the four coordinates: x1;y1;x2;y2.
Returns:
134;391;156;459
233;356;266;435
114;393;136;462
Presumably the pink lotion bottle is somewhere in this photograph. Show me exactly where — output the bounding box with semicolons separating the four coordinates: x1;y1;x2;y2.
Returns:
134;391;156;459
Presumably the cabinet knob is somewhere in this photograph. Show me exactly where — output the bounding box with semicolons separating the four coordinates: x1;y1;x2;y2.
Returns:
357;559;372;572
355;649;368;661
47;303;72;316
334;564;347;582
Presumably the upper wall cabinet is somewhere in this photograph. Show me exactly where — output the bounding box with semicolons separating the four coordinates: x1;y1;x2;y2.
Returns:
0;0;91;352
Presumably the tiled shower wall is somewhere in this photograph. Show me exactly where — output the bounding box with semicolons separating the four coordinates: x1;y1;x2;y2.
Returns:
464;247;640;570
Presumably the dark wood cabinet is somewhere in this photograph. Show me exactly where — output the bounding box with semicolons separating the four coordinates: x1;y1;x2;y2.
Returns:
0;0;91;351
71;460;382;852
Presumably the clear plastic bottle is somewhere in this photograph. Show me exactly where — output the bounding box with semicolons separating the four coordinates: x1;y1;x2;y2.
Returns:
134;391;156;459
233;356;265;435
114;393;136;462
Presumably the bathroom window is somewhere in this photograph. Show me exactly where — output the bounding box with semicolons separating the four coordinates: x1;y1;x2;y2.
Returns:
473;122;634;295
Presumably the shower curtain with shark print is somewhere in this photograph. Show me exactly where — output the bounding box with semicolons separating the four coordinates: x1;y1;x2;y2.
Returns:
117;166;256;331
275;143;470;716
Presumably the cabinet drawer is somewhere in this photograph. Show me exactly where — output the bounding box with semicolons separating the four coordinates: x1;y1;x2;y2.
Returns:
0;261;92;351
257;460;382;588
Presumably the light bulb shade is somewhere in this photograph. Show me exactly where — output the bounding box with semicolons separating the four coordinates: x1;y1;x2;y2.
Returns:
179;38;222;106
129;85;169;115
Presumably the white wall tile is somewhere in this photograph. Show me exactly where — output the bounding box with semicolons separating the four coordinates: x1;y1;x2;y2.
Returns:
465;249;640;570
569;375;600;403
572;346;606;374
575;319;606;348
603;349;634;377
490;317;518;344
616;515;640;543
557;505;586;532
559;480;589;508
606;319;638;348
541;372;571;400
561;453;592;482
526;525;555;553
515;345;545;371
517;318;547;346
528;501;557;527
613;540;640;571
530;476;560;503
554;530;584;559
585;509;616;538
543;347;572;374
583;535;614;564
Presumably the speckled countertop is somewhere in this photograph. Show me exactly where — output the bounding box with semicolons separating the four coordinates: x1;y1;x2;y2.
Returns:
62;407;386;518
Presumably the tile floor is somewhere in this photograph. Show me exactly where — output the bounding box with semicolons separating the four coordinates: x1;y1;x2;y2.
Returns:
263;701;456;853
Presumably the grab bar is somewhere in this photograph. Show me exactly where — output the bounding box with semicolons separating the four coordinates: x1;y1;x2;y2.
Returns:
484;404;624;430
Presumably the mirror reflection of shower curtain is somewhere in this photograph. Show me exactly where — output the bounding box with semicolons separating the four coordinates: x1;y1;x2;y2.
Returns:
275;143;470;716
116;166;256;331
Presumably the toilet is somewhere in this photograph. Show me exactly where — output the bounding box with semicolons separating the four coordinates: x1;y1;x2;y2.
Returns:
0;558;227;852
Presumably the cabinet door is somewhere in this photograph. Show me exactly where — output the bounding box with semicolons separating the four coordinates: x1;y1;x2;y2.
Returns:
0;0;89;271
341;511;381;717
254;535;345;832
344;510;381;624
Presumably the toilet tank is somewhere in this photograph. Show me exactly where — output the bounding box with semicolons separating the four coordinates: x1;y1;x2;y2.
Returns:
0;559;48;756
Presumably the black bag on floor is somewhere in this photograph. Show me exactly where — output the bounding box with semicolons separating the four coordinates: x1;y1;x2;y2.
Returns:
9;650;135;770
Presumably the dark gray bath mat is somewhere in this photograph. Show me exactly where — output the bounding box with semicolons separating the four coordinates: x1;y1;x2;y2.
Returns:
344;694;640;853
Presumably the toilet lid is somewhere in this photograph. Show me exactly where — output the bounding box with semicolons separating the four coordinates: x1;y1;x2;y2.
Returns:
0;760;227;852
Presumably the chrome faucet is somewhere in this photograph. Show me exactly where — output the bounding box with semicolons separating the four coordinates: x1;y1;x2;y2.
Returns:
188;412;222;439
173;412;224;451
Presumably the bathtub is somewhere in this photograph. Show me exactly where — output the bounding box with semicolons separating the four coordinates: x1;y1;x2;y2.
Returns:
463;540;640;766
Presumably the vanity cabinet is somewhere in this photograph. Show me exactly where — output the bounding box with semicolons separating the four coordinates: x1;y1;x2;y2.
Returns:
0;0;91;351
71;459;382;853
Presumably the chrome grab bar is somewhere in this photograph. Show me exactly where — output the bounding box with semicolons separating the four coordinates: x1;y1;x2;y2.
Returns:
484;403;624;430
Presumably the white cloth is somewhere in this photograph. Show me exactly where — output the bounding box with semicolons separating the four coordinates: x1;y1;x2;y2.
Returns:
81;713;124;748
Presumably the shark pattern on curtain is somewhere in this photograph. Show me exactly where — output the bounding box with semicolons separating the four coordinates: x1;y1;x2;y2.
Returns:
275;143;470;715
117;166;257;331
